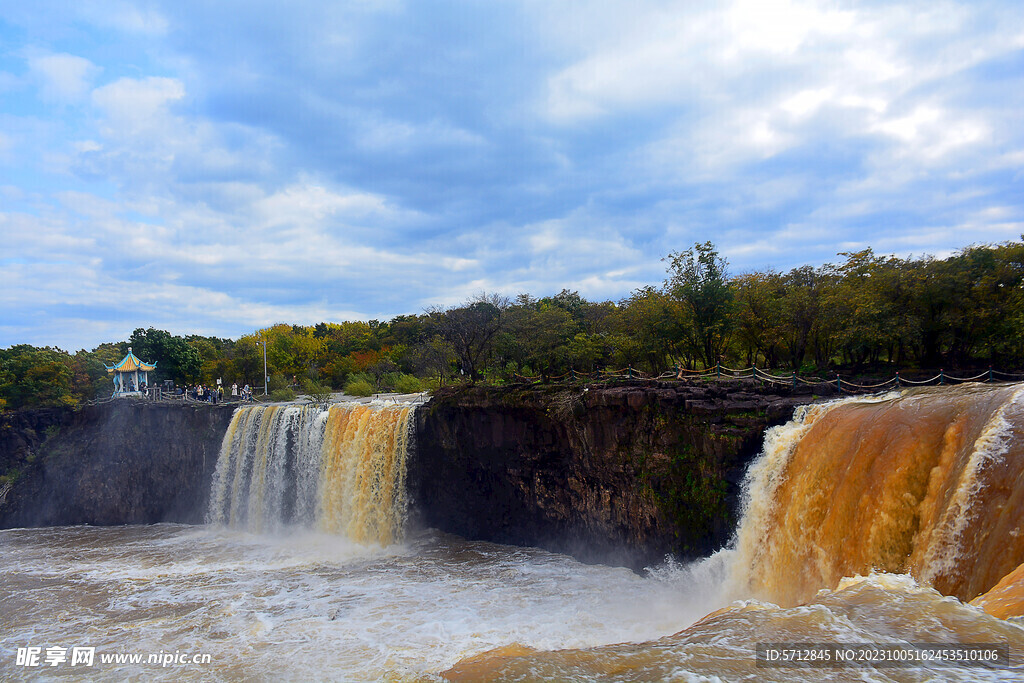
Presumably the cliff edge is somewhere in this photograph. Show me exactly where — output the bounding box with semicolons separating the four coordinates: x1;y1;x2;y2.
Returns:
0;401;234;527
411;381;810;569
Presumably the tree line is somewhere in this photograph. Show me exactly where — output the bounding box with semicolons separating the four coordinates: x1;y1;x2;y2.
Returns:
3;239;1023;410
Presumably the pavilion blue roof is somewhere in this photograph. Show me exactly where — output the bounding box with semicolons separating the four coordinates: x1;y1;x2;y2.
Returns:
106;348;157;373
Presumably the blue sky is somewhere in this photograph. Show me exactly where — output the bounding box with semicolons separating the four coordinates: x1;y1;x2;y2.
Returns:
1;0;1022;350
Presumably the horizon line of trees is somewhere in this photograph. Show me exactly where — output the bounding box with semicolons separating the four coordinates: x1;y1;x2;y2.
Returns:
3;238;1023;410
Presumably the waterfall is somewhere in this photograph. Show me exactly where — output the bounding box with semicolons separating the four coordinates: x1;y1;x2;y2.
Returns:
207;402;415;545
728;382;1024;607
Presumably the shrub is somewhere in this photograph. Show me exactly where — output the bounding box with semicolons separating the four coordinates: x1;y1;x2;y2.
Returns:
268;372;289;392
344;379;375;397
301;378;333;407
269;388;295;402
422;376;444;392
392;373;423;394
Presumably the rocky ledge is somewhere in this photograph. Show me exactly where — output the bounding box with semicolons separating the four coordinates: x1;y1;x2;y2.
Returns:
0;401;235;527
410;380;815;569
1;382;821;571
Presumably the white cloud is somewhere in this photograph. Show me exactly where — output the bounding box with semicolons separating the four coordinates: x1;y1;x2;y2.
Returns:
543;0;1021;190
1;0;1022;349
440;257;477;272
28;52;101;102
252;184;392;227
720;0;857;57
541;0;858;123
781;87;836;118
91;76;185;135
871;104;988;161
0;259;365;344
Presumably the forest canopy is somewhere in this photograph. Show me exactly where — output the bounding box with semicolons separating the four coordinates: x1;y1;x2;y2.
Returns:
3;240;1023;410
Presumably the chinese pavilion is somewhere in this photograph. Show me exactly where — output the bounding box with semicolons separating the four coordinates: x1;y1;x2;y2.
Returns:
106;347;157;396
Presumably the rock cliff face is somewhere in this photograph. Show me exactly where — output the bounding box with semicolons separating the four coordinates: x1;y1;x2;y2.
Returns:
2;383;814;569
410;381;809;569
0;401;234;527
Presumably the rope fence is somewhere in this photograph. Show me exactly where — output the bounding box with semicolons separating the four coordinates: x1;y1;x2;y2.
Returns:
78;389;259;408
71;365;1024;407
510;363;1024;393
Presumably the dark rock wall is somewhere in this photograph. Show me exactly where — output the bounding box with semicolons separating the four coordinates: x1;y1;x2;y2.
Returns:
0;402;235;527
411;381;808;569
2;384;812;570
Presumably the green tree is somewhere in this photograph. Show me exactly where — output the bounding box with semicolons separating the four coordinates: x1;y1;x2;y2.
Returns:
427;293;509;381
777;265;823;370
732;271;784;367
127;328;202;383
616;286;688;371
0;345;77;409
822;250;910;369
664;241;734;368
508;304;578;380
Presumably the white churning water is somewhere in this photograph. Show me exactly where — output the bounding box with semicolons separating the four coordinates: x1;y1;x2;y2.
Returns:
207;402;414;544
3;390;1024;681
0;525;706;681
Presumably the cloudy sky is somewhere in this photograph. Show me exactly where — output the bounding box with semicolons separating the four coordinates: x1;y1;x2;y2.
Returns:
2;1;1022;350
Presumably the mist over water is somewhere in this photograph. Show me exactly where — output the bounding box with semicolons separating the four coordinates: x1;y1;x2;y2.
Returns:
3;388;1024;680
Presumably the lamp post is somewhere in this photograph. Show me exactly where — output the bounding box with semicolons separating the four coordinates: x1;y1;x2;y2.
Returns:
256;340;268;395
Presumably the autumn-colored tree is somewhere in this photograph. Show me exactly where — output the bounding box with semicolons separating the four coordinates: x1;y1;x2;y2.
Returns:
0;345;77;409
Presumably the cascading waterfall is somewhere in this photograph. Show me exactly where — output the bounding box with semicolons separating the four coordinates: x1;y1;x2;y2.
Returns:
435;384;1024;679
728;382;1024;608
7;385;1024;681
207;402;414;545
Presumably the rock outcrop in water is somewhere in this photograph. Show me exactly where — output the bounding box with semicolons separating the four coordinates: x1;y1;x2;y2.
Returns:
411;381;807;569
0;401;234;527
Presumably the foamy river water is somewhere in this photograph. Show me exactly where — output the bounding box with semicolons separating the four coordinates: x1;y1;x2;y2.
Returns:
3;524;1022;682
0;524;721;681
6;386;1024;681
